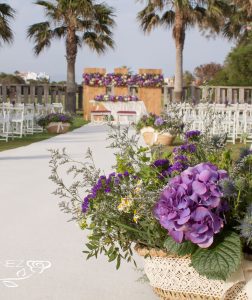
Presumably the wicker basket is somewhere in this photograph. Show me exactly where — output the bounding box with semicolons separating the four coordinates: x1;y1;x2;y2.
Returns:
135;245;248;300
46;122;70;134
141;127;175;146
142;132;154;145
156;133;176;146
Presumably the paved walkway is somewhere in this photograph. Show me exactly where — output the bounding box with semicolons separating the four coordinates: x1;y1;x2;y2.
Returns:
0;125;157;300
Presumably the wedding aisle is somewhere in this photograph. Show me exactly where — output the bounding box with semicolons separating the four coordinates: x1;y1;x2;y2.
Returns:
0;124;156;300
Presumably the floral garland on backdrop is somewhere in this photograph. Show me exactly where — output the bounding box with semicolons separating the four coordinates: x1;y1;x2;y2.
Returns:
83;72;164;87
94;94;139;102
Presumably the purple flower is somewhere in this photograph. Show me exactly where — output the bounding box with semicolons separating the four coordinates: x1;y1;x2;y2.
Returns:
185;130;201;140
173;144;196;154
154;163;229;248
168;161;186;174
153;159;170;168
154;117;164;126
82;196;91;213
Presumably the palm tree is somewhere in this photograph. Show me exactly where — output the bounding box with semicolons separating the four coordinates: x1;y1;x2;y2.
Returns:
28;0;115;112
234;0;252;16
0;3;15;46
137;0;229;102
222;1;252;44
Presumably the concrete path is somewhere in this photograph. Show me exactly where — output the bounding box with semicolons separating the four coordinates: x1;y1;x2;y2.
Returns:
0;125;157;300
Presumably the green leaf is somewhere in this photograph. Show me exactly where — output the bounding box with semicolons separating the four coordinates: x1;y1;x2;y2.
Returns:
164;236;197;256
116;255;121;270
108;252;117;262
191;231;242;281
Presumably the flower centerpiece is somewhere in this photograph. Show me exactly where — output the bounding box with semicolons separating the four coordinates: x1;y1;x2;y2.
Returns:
38;113;73;134
136;113;184;146
94;94;139;102
50;128;252;299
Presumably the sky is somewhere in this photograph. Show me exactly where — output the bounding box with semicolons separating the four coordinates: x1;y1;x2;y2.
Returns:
0;0;235;83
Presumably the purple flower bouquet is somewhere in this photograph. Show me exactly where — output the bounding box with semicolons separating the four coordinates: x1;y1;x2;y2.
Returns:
50;125;252;295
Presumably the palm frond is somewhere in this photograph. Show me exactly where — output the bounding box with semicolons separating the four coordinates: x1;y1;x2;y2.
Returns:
82;31;114;54
160;10;175;28
138;11;161;33
0;3;15;45
27;22;53;55
53;26;67;38
35;1;56;11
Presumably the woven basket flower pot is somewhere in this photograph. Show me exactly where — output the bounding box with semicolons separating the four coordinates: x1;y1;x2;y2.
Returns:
156;133;176;146
46;122;71;134
135;245;249;300
141;127;155;146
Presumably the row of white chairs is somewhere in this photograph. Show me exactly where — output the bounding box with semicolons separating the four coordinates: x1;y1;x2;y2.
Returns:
167;103;252;144
0;102;64;142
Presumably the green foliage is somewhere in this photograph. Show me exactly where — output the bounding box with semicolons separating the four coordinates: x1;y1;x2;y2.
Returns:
191;231;242;280
211;43;252;86
0;72;25;84
164;237;197;256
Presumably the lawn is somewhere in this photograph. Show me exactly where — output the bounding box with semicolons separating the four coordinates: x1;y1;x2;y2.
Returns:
0;117;88;152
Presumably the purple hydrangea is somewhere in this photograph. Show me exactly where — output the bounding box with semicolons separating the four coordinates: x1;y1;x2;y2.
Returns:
154;163;229;248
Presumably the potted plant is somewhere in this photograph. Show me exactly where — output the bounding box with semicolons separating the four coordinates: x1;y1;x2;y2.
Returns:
136;113;184;146
50;128;252;300
38;113;73;134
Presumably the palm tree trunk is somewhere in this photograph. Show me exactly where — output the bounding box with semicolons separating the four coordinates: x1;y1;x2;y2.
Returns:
66;59;76;113
66;26;77;113
173;9;185;103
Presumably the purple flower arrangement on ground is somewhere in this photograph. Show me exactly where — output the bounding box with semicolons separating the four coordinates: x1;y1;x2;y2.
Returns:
37;113;73;127
136;113;184;135
50;125;252;281
94;94;139;102
83;72;164;87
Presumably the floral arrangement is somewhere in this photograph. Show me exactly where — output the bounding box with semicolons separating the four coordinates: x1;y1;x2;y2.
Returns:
94;94;139;102
105;73;132;87
83;73;104;87
37;113;73;127
130;74;164;87
135;113;184;135
83;73;164;87
50;127;252;281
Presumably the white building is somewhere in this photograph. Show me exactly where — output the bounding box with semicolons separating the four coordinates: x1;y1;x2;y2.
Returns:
17;71;50;82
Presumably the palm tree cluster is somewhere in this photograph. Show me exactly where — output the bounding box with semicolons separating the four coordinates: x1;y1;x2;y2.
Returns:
0;0;252;108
